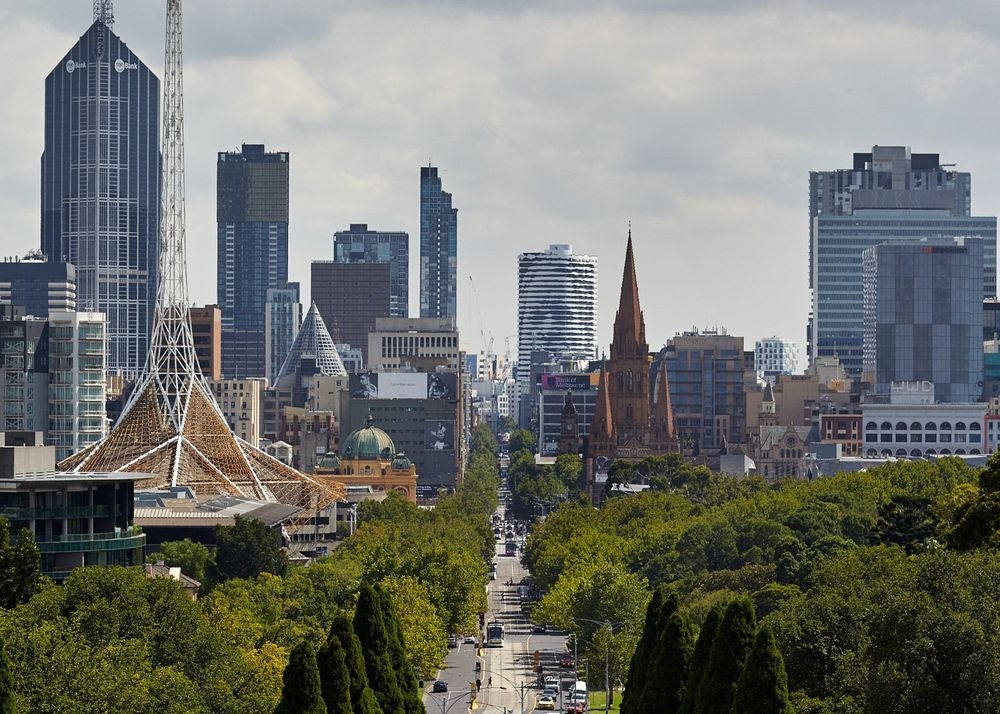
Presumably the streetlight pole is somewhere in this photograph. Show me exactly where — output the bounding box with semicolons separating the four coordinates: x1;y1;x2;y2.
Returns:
486;670;529;714
575;617;639;714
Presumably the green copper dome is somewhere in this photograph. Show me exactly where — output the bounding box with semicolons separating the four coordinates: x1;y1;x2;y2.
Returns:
342;413;396;460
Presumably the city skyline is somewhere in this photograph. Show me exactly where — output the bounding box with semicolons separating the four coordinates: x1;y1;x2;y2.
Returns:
6;3;1000;357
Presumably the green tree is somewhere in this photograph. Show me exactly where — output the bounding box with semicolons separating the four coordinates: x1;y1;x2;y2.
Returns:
731;625;793;714
147;539;212;584
621;585;670;714
211;515;288;584
508;429;536;456
695;598;757;714
678;605;721;714
636;587;681;712
354;585;403;714
275;641;327;714
0;522;40;609
0;633;14;714
377;587;424;714
645;611;695;714
329;615;382;714
317;636;353;714
553;453;583;490
382;576;446;678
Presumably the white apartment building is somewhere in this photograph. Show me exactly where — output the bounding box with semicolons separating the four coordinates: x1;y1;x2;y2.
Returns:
47;310;107;460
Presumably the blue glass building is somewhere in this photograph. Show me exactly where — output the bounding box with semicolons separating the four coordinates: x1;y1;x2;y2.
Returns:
217;144;289;379
420;166;457;319
334;224;409;318
41;18;160;378
809;146;996;375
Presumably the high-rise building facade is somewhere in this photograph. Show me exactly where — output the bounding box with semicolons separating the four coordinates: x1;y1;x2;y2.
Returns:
659;329;750;455
0;257;76;317
217;144;289;378
863;238;983;403
311;262;390;364
41;16;160;378
517;244;597;413
367;317;460;372
754;337;798;383
334;225;409;318
420;166;457;319
0;306;50;434
265;283;301;385
809;146;996;375
188;305;222;380
47;310;107;460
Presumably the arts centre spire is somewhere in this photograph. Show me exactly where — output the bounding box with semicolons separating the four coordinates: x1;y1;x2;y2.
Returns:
60;0;341;510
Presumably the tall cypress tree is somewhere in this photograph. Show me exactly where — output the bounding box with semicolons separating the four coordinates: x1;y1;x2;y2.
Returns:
355;584;404;714
0;634;15;714
677;605;723;714
636;589;683;713
329;614;382;714
732;625;794;714
377;586;424;714
275;641;328;714
694;598;756;714
643;611;695;714
621;585;673;714
317;635;354;714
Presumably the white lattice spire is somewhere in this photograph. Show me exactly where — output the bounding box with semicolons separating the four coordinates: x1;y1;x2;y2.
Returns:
60;0;341;512
93;0;114;27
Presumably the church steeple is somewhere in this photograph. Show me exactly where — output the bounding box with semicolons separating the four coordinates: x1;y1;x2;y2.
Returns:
591;367;614;441
612;229;647;358
653;359;676;445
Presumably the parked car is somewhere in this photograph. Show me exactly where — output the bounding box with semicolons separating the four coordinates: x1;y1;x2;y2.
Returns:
432;680;449;693
536;694;556;710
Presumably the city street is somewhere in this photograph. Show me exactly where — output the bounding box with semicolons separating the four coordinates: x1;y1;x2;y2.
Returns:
425;507;579;714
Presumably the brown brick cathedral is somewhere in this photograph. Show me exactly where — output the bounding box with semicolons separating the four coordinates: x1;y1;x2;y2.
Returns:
586;232;677;499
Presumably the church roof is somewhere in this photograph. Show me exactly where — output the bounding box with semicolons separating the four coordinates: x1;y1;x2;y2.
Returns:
613;229;646;351
762;382;775;402
758;424;814;451
276;302;347;381
591;366;614;439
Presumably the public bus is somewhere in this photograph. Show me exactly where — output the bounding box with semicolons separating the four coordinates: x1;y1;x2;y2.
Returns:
486;620;505;647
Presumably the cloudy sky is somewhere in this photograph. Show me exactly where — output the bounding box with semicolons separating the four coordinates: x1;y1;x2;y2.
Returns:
1;1;998;361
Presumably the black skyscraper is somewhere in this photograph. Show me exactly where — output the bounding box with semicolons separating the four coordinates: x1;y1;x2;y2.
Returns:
41;17;160;378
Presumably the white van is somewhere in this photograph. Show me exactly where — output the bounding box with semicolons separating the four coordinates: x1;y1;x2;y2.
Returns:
573;681;587;698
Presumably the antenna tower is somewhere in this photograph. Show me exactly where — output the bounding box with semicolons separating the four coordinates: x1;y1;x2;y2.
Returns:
93;0;114;27
60;0;340;512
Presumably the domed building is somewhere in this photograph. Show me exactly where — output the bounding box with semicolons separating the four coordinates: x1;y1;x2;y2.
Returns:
314;413;418;503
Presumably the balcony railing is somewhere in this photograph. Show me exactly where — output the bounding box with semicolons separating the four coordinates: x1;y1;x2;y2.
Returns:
0;505;112;520
36;529;145;553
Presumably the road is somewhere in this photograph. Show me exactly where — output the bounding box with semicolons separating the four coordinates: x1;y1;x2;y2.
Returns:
425;505;580;714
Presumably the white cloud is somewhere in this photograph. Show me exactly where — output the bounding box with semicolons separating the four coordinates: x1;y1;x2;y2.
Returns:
1;1;999;361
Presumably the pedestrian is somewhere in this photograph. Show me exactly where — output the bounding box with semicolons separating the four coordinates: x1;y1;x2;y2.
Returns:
488;677;493;688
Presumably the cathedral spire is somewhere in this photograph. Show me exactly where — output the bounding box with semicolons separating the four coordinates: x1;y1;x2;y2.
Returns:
654;359;675;444
613;229;646;355
591;366;614;440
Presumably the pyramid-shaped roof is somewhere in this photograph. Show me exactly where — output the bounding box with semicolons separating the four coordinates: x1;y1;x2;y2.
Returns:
277;303;347;381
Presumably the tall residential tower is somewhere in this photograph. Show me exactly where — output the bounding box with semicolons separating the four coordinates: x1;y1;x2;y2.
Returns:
808;146;996;375
516;244;598;418
217;143;289;378
41;11;160;378
334;224;409;318
420;166;457;319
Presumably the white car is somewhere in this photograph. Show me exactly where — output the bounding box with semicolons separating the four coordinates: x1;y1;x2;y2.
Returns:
536;694;556;710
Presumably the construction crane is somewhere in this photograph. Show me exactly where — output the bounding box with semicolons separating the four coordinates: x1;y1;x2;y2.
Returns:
468;275;495;375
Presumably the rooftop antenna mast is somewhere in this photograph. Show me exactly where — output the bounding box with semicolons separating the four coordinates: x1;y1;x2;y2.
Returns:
93;0;114;27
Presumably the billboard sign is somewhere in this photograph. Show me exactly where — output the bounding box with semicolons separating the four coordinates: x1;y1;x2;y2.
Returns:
540;374;595;391
350;372;379;399
424;420;456;452
427;372;457;400
379;372;427;400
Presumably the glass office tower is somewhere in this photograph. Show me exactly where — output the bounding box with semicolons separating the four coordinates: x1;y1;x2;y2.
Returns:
41;18;160;378
420;166;458;319
217;144;289;378
808;146;996;376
